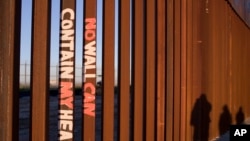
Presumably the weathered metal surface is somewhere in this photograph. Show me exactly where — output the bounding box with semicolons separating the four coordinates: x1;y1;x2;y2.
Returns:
186;0;194;140
131;0;145;140
58;0;76;140
117;0;130;141
156;0;166;140
166;0;174;140
0;0;21;141
180;0;187;140
30;0;51;141
83;0;97;140
185;0;250;140
145;0;156;140
173;0;181;140
101;0;115;140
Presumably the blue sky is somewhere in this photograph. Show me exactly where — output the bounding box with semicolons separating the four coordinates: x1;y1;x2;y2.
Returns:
20;0;119;85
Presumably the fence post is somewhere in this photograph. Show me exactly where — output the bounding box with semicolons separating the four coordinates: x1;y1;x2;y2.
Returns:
30;0;51;140
83;0;97;140
0;0;21;141
132;0;145;140
58;0;76;140
102;0;115;140
117;0;130;140
166;0;174;140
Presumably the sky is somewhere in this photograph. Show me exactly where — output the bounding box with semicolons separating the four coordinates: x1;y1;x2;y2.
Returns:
20;0;119;86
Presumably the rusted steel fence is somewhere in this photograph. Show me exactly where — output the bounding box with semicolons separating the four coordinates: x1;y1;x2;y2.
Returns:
0;0;21;141
184;0;250;140
1;0;250;141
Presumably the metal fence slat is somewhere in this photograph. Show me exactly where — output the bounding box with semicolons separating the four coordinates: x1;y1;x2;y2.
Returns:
58;0;76;140
117;0;130;140
146;0;156;140
83;0;97;140
30;0;51;140
0;0;21;141
102;0;115;140
156;0;166;140
165;0;174;140
131;0;145;140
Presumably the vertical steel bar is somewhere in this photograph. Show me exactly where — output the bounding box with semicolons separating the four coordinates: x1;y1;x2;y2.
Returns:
173;0;181;140
58;0;76;141
180;0;187;140
131;0;145;140
186;0;193;140
117;0;130;140
30;0;51;140
166;0;174;140
83;0;97;140
145;0;156;140
102;0;115;140
0;0;21;141
156;0;166;140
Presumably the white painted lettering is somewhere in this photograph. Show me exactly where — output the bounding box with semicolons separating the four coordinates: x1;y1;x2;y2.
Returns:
59;130;73;140
60;67;73;79
60;51;73;62
61;8;74;20
59;110;73;120
61;30;74;41
85;41;96;56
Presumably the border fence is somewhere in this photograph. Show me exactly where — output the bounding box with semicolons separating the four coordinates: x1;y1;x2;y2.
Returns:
1;0;250;141
20;63;83;88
